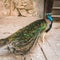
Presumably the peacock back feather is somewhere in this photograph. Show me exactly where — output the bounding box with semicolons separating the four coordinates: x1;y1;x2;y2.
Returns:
0;19;47;55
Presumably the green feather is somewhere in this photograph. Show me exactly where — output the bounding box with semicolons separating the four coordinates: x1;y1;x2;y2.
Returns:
0;19;47;55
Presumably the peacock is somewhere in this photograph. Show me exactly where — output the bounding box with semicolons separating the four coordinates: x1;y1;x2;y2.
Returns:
0;0;54;55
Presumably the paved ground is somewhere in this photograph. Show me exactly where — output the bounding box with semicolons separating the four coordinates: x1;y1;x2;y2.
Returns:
0;17;60;60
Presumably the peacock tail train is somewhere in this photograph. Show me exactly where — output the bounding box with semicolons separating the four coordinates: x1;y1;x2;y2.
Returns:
0;19;47;55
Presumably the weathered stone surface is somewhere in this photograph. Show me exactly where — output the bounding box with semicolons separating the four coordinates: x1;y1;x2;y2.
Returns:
28;10;34;14
0;0;35;16
20;9;28;16
0;0;43;17
12;9;18;16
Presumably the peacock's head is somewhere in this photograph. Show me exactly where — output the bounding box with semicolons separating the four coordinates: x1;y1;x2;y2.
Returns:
46;13;53;22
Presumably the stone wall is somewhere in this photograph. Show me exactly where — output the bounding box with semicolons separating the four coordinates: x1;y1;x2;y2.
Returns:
0;0;44;17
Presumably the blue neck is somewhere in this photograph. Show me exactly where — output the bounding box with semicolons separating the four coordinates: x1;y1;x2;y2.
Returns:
47;13;53;22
